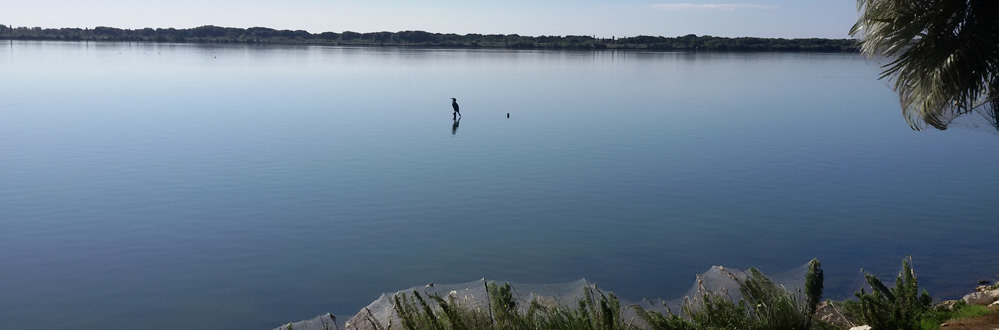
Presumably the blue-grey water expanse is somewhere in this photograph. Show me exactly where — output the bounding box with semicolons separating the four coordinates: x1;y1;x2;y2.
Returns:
1;41;998;329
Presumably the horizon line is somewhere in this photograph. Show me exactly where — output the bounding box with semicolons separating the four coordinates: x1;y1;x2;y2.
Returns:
0;23;856;40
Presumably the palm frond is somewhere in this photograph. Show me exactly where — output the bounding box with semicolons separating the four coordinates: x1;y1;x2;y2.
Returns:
851;0;999;130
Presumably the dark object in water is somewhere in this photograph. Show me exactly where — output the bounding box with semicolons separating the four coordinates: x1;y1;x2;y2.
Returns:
507;113;510;118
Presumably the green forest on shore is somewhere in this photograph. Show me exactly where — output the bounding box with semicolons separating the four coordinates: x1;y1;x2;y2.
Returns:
0;24;857;52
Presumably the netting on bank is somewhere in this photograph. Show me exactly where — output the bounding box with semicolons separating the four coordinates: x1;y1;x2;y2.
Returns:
274;260;818;330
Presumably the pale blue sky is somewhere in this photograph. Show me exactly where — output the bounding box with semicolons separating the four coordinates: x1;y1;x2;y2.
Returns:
1;1;858;38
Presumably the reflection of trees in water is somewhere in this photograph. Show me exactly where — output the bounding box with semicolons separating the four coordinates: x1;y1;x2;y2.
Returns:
851;0;999;132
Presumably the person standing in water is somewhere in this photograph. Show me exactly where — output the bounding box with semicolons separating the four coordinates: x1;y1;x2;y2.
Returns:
451;98;461;120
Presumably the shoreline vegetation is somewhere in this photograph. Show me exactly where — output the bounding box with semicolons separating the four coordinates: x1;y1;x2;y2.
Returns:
282;258;999;330
0;24;858;52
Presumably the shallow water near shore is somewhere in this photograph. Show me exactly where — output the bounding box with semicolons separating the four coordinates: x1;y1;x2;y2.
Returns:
1;41;998;329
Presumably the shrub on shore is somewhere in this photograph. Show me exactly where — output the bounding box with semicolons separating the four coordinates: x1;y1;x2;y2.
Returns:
384;259;827;330
340;258;993;330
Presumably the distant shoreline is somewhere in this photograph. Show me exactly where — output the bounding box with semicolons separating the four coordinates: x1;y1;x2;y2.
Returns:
0;24;858;52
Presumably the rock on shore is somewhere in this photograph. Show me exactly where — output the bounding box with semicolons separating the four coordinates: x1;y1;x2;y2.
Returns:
962;288;999;306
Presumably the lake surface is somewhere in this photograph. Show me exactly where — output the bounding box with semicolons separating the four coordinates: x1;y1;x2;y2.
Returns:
1;41;998;329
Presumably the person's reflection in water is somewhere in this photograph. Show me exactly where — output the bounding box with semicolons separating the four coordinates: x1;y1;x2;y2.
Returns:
452;117;460;135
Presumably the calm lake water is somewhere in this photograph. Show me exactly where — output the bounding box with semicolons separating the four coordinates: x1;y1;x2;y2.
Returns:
1;41;998;329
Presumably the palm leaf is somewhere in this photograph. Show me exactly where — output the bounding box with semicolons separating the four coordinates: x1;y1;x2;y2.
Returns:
851;0;999;130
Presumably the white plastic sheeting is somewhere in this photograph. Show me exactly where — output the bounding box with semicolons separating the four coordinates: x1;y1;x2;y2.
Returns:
275;262;813;330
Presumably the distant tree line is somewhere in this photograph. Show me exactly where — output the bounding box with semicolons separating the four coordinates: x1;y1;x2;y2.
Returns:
0;24;858;52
